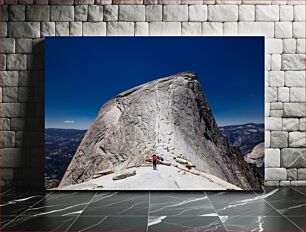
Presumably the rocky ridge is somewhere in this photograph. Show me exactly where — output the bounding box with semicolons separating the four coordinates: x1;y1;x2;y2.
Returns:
59;72;261;190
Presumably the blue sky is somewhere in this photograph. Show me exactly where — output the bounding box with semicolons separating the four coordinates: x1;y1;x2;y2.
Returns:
45;36;264;129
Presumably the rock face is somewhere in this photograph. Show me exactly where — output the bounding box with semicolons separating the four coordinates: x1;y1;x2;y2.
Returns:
219;123;264;154
59;72;261;190
244;142;264;168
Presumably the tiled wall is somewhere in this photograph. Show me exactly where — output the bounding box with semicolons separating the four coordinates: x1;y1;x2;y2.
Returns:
0;0;305;187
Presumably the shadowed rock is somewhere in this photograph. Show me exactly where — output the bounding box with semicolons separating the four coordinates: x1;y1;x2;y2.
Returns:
59;72;261;190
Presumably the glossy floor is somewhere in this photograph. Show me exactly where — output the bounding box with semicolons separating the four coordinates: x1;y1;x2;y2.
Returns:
1;187;305;231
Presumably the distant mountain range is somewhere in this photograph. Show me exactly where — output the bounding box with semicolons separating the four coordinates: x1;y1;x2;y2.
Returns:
219;123;264;155
45;128;87;189
45;123;264;189
220;123;264;180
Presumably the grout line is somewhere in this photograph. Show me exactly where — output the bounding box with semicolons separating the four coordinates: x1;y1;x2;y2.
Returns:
146;191;151;232
262;196;304;232
290;187;306;196
0;187;15;196
204;191;229;232
1;191;54;230
65;191;98;232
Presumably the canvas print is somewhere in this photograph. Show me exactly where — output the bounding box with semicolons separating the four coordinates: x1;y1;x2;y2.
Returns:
45;37;264;191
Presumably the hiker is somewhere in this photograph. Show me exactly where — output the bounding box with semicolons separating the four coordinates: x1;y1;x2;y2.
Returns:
152;154;158;170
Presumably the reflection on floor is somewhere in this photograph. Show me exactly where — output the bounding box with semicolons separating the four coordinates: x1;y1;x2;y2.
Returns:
1;187;305;231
